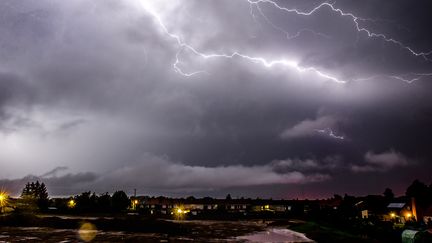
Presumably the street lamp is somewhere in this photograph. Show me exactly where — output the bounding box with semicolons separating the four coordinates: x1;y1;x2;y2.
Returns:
132;200;139;210
174;207;189;220
68;199;76;208
0;192;8;213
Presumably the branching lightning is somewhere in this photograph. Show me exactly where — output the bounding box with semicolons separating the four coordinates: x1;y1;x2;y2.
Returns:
173;50;208;77
251;3;331;41
315;128;345;140
140;1;347;83
248;0;432;83
247;0;432;61
390;73;432;84
355;73;432;84
139;0;432;85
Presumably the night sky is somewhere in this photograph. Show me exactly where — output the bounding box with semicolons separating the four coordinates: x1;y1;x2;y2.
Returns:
1;0;432;198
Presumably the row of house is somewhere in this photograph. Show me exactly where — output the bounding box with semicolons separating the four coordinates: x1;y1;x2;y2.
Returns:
130;196;301;216
130;195;432;225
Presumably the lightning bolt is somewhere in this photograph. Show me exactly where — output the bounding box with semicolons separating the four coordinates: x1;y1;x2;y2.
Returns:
173;50;208;77
251;3;331;41
247;0;432;61
139;1;347;83
354;73;432;84
390;73;432;84
315;128;344;140
139;1;431;85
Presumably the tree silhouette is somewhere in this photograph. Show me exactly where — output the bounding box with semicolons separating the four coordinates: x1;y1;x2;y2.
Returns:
406;179;430;207
97;193;112;212
20;181;49;210
37;182;49;209
112;191;129;212
383;188;394;201
75;191;98;212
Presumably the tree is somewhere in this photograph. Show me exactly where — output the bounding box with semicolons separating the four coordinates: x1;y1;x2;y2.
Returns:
37;182;49;209
112;191;129;212
340;194;356;214
383;188;394;201
97;193;111;212
226;194;232;200
406;179;430;207
75;191;98;212
21;181;49;211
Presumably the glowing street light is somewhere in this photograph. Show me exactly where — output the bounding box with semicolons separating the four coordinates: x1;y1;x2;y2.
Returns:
132;199;139;210
174;207;189;220
68;199;76;208
406;213;412;218
0;191;8;213
390;213;395;218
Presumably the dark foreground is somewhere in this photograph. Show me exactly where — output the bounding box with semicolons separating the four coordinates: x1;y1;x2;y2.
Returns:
0;214;302;242
0;213;406;242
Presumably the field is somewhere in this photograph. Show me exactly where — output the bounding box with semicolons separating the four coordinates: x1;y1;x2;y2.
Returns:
0;214;313;242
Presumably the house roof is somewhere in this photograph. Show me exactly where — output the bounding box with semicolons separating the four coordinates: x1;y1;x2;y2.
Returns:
388;202;406;209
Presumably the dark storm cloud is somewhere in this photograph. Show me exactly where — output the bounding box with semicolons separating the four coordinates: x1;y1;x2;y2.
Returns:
271;156;342;174
1;154;330;196
351;150;411;173
280;114;343;140
0;0;431;197
40;166;69;177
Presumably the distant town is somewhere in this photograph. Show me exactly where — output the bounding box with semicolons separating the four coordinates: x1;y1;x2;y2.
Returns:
1;179;432;242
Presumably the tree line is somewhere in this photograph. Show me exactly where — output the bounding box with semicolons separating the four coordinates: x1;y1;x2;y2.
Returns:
18;181;130;213
16;178;432;214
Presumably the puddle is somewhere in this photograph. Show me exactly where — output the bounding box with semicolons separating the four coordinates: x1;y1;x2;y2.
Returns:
237;228;314;242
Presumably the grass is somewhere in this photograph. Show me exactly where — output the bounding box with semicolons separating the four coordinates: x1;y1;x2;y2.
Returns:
0;212;267;241
287;221;382;243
